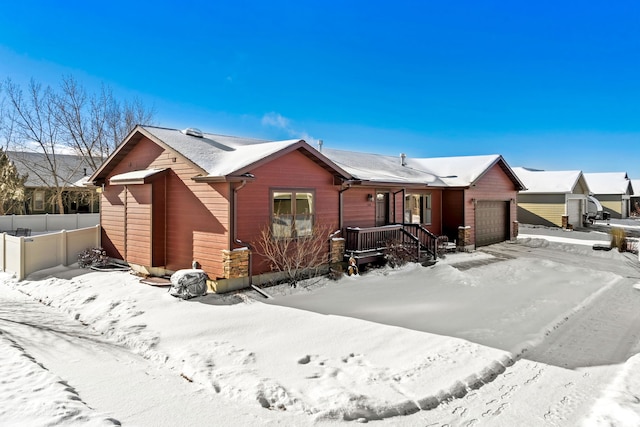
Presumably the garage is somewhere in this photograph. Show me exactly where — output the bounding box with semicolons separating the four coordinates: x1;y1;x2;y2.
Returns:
567;199;583;228
475;201;509;247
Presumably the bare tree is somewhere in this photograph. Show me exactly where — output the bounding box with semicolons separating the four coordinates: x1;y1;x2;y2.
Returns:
3;78;72;214
0;81;14;151
105;96;155;157
1;75;155;214
54;75;155;169
254;220;334;286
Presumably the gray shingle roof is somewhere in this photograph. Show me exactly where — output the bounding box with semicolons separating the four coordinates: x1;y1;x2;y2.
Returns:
141;126;304;177
6;151;92;188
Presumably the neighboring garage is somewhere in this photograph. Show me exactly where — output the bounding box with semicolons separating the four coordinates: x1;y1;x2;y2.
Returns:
475;200;509;247
566;198;583;228
583;172;634;219
512;167;590;229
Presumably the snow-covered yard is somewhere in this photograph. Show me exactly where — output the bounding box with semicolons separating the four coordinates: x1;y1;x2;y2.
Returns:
2;222;640;426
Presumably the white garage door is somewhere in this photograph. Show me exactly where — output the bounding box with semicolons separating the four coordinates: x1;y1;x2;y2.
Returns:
476;201;509;247
567;199;582;227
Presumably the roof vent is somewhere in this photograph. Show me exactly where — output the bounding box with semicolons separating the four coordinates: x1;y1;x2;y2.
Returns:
318;139;323;152
182;128;204;138
400;153;406;166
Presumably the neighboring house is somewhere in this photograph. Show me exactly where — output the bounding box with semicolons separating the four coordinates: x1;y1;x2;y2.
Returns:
512;167;590;228
631;179;640;217
89;125;523;292
583;172;634;219
6;151;99;215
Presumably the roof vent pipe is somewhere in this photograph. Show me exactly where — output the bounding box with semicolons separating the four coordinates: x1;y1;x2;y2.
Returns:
400;153;406;166
318;139;323;152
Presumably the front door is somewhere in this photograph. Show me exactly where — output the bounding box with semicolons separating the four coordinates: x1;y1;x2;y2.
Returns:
375;192;390;226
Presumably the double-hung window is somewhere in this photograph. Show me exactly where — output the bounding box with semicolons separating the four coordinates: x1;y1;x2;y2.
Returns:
272;190;314;238
404;193;432;225
33;190;45;212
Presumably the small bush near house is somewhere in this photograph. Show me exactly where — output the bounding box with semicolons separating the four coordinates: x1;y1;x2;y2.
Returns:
384;239;415;268
255;221;334;287
610;227;627;252
78;247;109;268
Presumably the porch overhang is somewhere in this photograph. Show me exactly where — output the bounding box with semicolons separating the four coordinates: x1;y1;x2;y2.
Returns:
109;168;167;185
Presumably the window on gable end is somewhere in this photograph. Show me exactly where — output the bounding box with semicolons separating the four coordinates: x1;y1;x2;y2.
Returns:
272;190;315;238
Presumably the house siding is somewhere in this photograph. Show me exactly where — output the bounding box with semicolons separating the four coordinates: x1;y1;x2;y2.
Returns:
595;194;624;218
341;187;443;236
101;136;231;278
465;164;519;246
151;175;166;266
342;187;377;228
517;194;566;227
126;184;152;266
100;185;126;259
236;150;340;275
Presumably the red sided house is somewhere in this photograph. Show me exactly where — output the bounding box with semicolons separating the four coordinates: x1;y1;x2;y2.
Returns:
321;148;525;251
89;125;524;292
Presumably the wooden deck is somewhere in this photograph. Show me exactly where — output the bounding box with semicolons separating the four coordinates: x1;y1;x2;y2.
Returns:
343;224;438;266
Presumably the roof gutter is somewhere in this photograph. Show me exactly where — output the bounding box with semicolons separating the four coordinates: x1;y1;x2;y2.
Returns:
193;174;256;183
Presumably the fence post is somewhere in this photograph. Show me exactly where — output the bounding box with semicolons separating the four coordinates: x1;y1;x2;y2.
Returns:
95;224;101;248
0;232;5;272
61;230;68;266
45;213;49;232
18;237;25;281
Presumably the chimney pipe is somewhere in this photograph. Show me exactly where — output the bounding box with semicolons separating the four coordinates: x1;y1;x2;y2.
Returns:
400;153;406;166
318;139;323;152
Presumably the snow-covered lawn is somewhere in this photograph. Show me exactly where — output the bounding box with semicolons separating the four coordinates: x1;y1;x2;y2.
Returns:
1;223;640;426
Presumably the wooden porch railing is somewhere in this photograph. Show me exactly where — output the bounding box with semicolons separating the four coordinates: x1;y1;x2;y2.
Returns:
343;224;438;265
402;223;438;260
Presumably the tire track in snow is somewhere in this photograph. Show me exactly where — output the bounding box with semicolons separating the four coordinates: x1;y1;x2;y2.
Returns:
414;245;640;426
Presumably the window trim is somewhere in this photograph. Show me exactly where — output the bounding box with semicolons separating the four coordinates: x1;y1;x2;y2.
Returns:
270;188;316;238
33;190;45;212
404;192;432;225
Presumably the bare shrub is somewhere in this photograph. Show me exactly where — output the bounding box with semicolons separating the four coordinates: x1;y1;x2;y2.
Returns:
78;247;109;268
254;221;334;287
384;239;414;268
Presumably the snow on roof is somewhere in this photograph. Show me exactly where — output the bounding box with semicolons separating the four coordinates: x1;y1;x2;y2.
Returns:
583;172;631;195
322;149;504;187
141;126;302;177
410;154;505;187
631;180;640;197
139;127;514;187
109;168;166;184
512;167;584;194
321;148;446;185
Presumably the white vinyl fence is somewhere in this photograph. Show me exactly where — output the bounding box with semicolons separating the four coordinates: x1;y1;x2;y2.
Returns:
0;213;99;233
1;225;101;280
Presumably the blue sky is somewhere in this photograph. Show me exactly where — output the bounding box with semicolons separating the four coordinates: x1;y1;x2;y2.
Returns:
1;1;638;175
